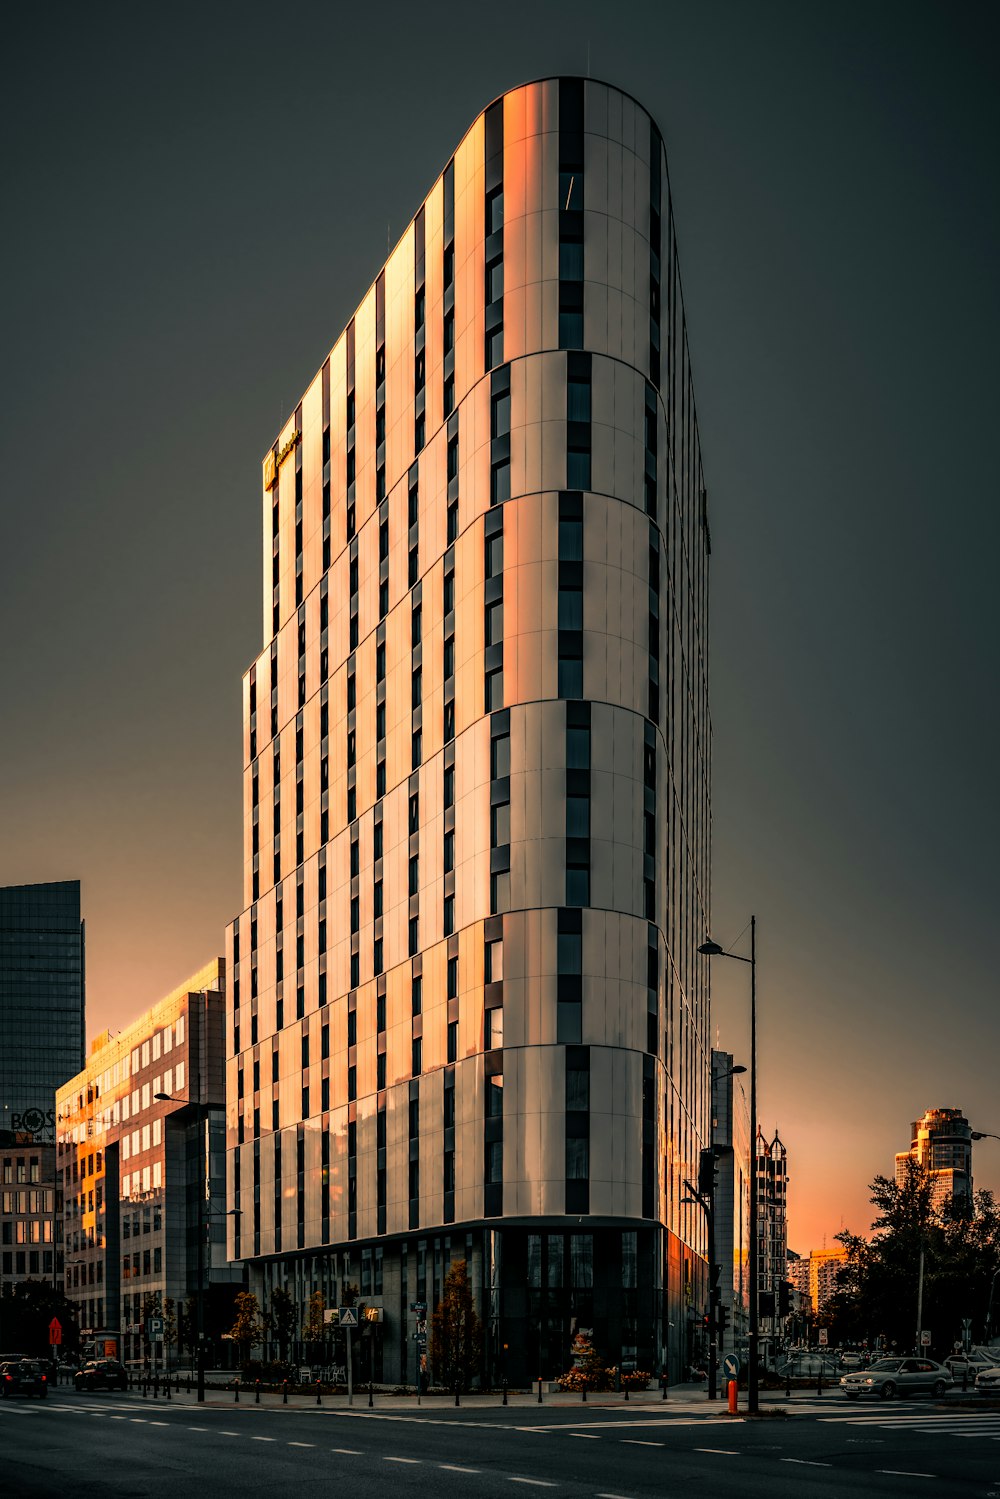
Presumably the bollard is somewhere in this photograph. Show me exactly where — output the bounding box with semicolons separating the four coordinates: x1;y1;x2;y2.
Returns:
153;1374;159;1400
255;1379;261;1404
581;1384;587;1402
727;1378;738;1415
167;1376;172;1401
234;1379;240;1402
786;1367;792;1401
369;1381;374;1409
661;1373;668;1401
817;1367;823;1398
187;1372;191;1394
962;1365;969;1393
282;1380;288;1405
175;1374;180;1395
537;1376;543;1405
624;1384;629;1402
316;1379;322;1406
142;1378;148;1400
502;1379;508;1407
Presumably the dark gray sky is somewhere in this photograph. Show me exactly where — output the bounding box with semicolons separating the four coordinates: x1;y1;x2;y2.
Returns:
2;1;997;1246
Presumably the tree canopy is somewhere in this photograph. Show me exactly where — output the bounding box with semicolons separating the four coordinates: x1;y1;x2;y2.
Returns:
829;1160;1000;1355
430;1258;483;1393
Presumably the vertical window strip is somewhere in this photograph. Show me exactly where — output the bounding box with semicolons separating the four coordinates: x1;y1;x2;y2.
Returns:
484;98;504;370
558;77;585;349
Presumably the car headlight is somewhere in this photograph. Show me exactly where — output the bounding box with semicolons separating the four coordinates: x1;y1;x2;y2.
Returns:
865;1377;875;1384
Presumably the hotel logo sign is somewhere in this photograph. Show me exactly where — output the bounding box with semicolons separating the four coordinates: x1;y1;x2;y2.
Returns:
264;429;301;491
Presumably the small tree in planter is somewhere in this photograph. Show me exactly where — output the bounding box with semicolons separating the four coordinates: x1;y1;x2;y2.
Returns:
557;1331;609;1393
228;1291;265;1373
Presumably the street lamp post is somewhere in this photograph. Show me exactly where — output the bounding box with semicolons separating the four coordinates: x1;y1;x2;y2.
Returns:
699;917;758;1415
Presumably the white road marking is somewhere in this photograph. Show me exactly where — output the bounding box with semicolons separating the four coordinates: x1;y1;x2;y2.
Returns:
332;1447;362;1454
507;1481;556;1489
782;1458;831;1467
130;1418;147;1423
386;1456;421;1463
622;1439;663;1447
877;1471;935;1479
569;1432;600;1438
441;1465;480;1474
692;1447;740;1455
288;1441;315;1447
220;1431;240;1437
150;1421;169;1426
251;1435;275;1442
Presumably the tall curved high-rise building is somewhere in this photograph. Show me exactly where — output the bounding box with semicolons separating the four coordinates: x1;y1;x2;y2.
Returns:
227;78;712;1384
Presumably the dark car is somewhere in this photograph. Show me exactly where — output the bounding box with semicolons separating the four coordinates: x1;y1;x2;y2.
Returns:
1;1359;49;1398
75;1358;128;1392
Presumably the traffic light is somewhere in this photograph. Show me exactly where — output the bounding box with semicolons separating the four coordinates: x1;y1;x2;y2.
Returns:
718;1305;730;1339
778;1280;790;1317
698;1147;717;1200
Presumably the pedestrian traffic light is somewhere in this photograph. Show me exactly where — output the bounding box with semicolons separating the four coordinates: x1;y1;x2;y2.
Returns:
718;1305;730;1338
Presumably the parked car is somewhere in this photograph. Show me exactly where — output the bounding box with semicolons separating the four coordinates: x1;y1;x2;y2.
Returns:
839;1352;864;1368
75;1358;129;1392
1;1360;49;1399
944;1354;992;1376
840;1357;953;1400
974;1366;1000;1395
776;1352;841;1378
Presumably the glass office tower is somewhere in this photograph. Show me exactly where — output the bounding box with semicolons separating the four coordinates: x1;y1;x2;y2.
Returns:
228;79;712;1384
0;880;85;1145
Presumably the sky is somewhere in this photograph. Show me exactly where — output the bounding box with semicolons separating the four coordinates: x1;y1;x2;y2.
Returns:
2;1;998;1252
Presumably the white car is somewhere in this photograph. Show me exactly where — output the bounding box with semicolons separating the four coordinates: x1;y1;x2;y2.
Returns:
945;1354;992;1377
974;1366;1000;1394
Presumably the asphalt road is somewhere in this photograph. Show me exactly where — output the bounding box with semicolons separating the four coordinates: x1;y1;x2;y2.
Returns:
3;1387;999;1498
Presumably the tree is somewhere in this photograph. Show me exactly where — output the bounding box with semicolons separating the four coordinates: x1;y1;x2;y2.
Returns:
833;1161;1000;1353
228;1291;265;1370
557;1331;608;1392
163;1297;178;1366
302;1290;327;1362
430;1259;483;1394
0;1280;80;1358
269;1286;296;1363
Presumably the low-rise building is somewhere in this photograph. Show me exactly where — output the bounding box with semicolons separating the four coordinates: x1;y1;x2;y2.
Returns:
55;960;243;1365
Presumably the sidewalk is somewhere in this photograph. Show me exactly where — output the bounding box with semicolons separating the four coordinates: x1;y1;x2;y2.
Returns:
120;1380;782;1412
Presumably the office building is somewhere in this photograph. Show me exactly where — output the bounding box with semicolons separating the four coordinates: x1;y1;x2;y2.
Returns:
787;1245;848;1315
756;1128;788;1360
0;879;85;1294
56;960;243;1363
227;78;712;1385
895;1107;973;1211
711;1049;750;1351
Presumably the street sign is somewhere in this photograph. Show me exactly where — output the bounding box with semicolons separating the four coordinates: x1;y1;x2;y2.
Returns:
954;1341;963;1352
723;1354;741;1379
962;1318;972;1332
920;1331;931;1347
48;1317;62;1347
147;1316;164;1338
818;1329;828;1346
339;1307;359;1327
410;1301;427;1313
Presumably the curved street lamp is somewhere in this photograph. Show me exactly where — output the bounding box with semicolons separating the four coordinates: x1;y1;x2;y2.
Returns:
699;917;758;1414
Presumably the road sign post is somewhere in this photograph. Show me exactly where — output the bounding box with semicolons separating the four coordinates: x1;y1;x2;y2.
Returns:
340;1307;359;1406
920;1330;931;1348
49;1317;62;1349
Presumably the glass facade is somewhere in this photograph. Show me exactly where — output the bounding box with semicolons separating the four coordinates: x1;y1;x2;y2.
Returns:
229;79;712;1385
0;880;85;1146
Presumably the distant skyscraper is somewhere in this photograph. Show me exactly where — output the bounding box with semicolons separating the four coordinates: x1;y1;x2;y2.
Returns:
227;77;713;1386
0;879;85;1294
756;1128;788;1359
787;1246;848;1314
895;1107;973;1210
711;1049;750;1351
0;880;85;1146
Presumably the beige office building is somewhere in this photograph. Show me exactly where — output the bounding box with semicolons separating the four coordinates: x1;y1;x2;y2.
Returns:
56;961;242;1363
227;78;713;1384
